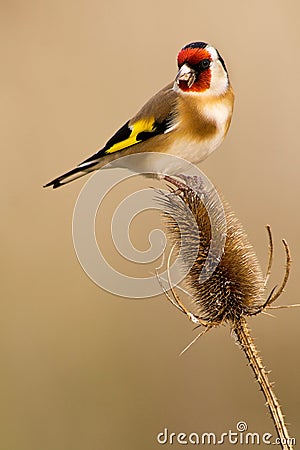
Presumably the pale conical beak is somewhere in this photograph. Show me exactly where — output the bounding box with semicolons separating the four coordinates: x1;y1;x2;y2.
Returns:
175;64;196;88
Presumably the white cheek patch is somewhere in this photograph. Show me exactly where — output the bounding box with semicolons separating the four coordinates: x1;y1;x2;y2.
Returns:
206;46;219;61
208;61;229;96
202;46;228;96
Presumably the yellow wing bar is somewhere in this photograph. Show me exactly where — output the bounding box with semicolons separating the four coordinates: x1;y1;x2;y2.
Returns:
105;117;156;154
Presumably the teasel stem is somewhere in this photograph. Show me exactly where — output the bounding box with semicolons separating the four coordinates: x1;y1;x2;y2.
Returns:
233;317;293;450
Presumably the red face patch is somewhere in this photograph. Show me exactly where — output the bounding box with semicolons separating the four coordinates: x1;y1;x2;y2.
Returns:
177;47;212;93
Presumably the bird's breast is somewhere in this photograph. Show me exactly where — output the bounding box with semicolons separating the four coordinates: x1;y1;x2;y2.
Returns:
201;101;232;138
167;94;233;165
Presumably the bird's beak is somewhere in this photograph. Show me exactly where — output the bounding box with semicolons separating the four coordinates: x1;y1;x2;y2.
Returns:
175;64;196;88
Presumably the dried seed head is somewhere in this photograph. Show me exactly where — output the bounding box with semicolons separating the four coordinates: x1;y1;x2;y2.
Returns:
160;181;265;325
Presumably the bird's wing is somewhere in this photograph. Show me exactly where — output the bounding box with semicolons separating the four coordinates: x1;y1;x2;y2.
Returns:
44;83;177;188
79;83;177;165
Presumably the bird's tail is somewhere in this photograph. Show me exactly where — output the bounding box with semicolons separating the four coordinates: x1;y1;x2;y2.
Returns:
43;160;98;189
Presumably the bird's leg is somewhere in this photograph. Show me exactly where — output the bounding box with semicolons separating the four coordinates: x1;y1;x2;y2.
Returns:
160;174;190;192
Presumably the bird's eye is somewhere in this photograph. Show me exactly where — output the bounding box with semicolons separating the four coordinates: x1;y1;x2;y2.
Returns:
199;59;211;70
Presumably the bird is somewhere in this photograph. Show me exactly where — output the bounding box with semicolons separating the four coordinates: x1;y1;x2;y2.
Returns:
44;41;234;189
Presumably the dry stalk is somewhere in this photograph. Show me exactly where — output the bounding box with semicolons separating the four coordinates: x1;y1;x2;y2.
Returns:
233;318;293;450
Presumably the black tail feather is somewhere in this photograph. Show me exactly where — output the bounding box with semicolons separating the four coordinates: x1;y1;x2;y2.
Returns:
44;166;89;189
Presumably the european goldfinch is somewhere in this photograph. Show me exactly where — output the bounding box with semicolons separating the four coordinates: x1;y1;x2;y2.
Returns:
44;41;234;188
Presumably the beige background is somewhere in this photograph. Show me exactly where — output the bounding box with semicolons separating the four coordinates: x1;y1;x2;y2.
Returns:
1;1;300;449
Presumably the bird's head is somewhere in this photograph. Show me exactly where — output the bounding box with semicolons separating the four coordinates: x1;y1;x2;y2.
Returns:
175;42;229;96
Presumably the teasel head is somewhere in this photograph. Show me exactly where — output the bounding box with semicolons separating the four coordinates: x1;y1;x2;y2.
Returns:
158;176;290;327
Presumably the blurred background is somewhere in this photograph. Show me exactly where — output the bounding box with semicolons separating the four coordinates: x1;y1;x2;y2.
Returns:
1;1;299;449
